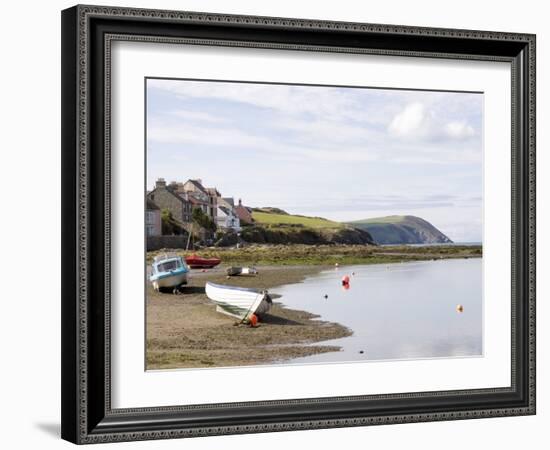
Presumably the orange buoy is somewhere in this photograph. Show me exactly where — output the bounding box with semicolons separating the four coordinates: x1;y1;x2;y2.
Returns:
456;304;464;313
249;313;258;327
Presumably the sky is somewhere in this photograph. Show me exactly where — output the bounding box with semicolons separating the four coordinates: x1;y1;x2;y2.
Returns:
146;78;483;242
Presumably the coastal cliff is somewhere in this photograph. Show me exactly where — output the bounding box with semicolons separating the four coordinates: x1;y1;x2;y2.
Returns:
347;215;453;245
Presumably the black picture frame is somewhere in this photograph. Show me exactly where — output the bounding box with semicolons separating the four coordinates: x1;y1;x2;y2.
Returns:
61;4;536;444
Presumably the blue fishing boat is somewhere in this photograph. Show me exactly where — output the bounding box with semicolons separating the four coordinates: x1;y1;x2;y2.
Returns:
150;254;189;293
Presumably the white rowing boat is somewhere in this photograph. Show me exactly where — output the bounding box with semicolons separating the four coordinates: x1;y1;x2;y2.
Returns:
205;282;272;321
226;266;259;276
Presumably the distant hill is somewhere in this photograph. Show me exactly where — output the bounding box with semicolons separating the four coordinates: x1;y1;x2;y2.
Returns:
346;215;453;245
241;209;376;245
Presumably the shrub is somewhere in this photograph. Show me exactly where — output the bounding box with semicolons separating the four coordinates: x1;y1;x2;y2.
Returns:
161;209;185;235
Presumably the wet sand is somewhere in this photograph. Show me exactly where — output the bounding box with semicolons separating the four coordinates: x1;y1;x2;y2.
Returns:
146;265;352;370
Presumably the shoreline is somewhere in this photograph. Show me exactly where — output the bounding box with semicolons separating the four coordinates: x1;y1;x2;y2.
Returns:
146;264;351;370
147;243;482;267
146;245;482;370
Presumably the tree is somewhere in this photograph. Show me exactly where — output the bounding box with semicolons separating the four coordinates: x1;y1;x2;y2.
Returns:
191;207;217;232
161;209;185;235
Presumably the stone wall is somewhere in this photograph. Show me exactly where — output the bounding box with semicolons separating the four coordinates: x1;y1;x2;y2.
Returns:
147;235;189;251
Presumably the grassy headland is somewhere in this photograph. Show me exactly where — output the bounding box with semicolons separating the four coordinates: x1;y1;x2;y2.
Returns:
252;209;344;229
227;208;376;246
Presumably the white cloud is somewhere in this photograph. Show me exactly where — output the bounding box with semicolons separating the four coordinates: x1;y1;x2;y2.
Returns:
272;117;384;146
147;81;484;240
388;102;478;142
148;121;278;150
444;121;476;139
170;110;228;123
388;102;429;138
150;79;319;114
148;79;372;124
147;120;380;163
148;114;481;166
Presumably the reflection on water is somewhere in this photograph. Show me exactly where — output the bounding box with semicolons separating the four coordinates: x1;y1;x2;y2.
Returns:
276;258;482;364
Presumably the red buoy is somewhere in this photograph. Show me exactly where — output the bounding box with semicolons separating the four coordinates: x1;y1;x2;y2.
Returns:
342;275;350;286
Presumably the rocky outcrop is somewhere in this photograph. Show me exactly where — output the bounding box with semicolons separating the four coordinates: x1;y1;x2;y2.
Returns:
234;224;375;246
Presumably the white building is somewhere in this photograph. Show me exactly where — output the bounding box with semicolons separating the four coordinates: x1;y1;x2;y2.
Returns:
216;206;241;231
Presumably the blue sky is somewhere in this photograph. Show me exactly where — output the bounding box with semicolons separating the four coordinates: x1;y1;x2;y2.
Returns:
146;79;483;242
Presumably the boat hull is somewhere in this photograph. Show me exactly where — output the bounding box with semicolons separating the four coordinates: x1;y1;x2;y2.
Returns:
226;266;258;276
205;282;272;320
185;256;221;269
150;272;188;290
189;264;220;269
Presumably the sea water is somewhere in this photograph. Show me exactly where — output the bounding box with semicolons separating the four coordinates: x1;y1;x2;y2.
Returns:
275;258;482;364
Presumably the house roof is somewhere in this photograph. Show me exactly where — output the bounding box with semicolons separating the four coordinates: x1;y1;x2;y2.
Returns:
148;187;191;206
218;206;232;216
222;197;235;207
167;181;184;193
186;179;208;194
146;198;160;210
187;192;208;205
235;205;253;224
206;187;221;197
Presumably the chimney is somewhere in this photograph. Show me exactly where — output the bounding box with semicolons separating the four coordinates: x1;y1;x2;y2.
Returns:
238;198;242;206
156;178;166;189
195;178;203;185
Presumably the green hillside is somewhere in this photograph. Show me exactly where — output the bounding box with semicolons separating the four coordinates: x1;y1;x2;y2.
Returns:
252;209;344;229
239;208;375;245
347;215;452;245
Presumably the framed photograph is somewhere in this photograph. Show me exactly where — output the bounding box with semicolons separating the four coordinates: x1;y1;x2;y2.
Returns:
61;5;536;444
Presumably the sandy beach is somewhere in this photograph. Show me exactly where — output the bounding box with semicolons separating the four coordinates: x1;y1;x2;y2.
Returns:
146;245;482;370
146;264;352;370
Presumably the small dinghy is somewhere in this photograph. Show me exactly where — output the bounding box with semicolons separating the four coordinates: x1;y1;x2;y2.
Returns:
226;266;259;276
205;282;272;321
185;254;221;269
150;254;189;293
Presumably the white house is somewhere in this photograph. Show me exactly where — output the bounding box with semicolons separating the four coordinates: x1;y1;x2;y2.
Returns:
216;206;241;231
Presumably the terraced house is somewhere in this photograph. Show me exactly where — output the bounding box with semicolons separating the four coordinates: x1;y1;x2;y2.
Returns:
205;187;221;220
179;179;209;215
147;178;192;231
148;177;247;235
